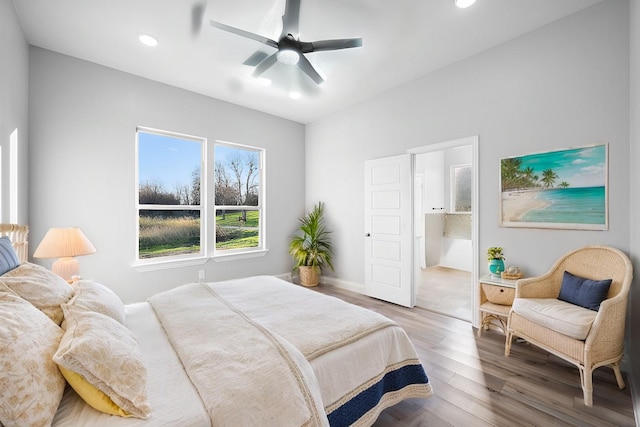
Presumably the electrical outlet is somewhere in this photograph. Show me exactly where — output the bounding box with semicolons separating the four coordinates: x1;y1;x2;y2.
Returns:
198;269;206;283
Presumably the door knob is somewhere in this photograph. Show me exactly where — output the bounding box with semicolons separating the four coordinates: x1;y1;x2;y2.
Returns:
365;233;371;237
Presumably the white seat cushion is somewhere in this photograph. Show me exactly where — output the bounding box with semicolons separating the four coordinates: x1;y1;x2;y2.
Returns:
511;298;597;340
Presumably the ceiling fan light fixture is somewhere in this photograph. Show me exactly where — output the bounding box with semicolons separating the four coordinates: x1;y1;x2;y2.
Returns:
276;49;300;65
455;0;476;8
209;0;362;86
139;34;158;47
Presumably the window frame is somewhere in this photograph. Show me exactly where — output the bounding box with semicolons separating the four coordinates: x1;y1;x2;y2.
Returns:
135;127;206;266
10;129;18;223
210;140;266;259
134;128;267;270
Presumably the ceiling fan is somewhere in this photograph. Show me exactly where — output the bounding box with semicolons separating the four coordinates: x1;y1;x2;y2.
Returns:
206;0;363;85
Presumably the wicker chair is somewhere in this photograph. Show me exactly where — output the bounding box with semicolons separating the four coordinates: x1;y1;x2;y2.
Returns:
504;245;632;407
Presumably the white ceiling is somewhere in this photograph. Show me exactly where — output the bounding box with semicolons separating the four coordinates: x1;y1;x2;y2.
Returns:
13;0;602;124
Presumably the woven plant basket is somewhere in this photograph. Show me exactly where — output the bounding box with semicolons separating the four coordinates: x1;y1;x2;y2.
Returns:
299;266;320;287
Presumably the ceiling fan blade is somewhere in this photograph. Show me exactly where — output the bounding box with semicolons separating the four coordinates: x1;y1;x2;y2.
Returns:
243;51;270;66
297;54;324;85
302;38;363;53
281;0;301;38
191;2;207;36
252;52;279;77
210;20;279;49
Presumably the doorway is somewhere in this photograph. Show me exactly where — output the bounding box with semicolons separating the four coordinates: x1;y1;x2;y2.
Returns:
409;137;478;322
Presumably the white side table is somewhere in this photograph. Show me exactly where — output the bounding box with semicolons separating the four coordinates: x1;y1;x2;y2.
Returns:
478;274;518;337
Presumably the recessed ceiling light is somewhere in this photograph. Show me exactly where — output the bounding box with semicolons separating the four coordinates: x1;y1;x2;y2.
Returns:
139;34;158;47
256;77;272;86
289;91;302;100
455;0;476;8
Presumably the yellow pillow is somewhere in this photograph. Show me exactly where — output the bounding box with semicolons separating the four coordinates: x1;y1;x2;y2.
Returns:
58;366;132;417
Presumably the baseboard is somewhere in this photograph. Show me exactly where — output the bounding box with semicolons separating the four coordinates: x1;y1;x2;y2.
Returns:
275;272;366;295
274;272;293;282
320;276;366;294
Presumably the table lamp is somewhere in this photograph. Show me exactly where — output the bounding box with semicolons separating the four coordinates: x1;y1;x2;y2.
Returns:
33;227;96;282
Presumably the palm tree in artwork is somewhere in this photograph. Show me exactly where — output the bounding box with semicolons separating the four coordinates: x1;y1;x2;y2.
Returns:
559;181;570;188
541;169;559;189
501;158;523;191
522;166;537;188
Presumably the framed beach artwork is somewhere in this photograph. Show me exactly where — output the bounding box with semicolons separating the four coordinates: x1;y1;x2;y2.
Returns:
500;143;608;230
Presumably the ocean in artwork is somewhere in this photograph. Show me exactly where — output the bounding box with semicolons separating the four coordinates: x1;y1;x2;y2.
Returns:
521;186;606;224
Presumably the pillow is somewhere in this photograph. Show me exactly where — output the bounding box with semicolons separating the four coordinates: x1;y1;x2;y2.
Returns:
64;280;125;324
53;308;151;419
0;262;73;325
0;291;66;427
57;366;133;417
0;236;20;275
558;271;612;311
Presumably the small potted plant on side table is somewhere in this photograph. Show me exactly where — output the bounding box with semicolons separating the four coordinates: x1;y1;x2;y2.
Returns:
487;247;505;276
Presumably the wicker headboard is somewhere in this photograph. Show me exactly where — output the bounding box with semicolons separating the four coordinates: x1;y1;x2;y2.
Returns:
0;224;29;263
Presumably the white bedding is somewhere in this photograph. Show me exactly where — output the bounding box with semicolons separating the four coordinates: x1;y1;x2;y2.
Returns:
148;281;328;426
52;276;432;426
53;302;210;426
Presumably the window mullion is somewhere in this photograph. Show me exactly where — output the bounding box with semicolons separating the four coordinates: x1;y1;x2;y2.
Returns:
205;140;216;257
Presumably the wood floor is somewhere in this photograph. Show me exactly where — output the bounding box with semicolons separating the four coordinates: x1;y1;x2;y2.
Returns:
416;266;472;321
311;284;636;427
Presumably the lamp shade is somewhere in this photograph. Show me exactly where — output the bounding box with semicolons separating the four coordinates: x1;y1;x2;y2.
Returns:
33;228;96;259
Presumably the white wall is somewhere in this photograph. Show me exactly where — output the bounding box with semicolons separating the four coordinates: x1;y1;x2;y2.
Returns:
418;151;443;267
29;48;306;303
439;145;472;272
306;1;630;285
0;0;29;224
420;151;445;212
628;0;640;419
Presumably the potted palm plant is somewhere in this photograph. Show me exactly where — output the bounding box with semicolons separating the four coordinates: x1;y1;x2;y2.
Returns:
289;202;334;287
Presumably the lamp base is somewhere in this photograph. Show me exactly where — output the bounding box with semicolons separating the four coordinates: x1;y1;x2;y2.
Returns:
51;257;80;283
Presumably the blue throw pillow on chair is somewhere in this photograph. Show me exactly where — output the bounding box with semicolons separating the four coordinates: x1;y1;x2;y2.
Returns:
558;270;612;311
0;236;21;275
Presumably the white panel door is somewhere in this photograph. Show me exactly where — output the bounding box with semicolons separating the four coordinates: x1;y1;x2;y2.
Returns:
364;154;413;307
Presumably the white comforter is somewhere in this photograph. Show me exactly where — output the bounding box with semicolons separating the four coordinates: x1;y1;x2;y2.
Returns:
53;276;432;426
148;281;329;427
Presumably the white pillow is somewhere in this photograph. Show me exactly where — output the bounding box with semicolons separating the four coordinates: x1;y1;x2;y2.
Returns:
53;308;151;419
0;262;73;325
64;280;125;324
0;291;66;427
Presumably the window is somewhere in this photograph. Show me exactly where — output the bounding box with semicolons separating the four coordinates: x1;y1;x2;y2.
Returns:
10;129;18;223
451;164;472;213
137;129;203;260
136;128;265;265
214;142;263;253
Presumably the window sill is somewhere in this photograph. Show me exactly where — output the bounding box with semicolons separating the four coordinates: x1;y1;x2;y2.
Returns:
213;249;269;262
132;256;209;272
132;249;269;271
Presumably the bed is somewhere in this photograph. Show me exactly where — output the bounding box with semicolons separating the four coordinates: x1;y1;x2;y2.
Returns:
0;224;432;427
